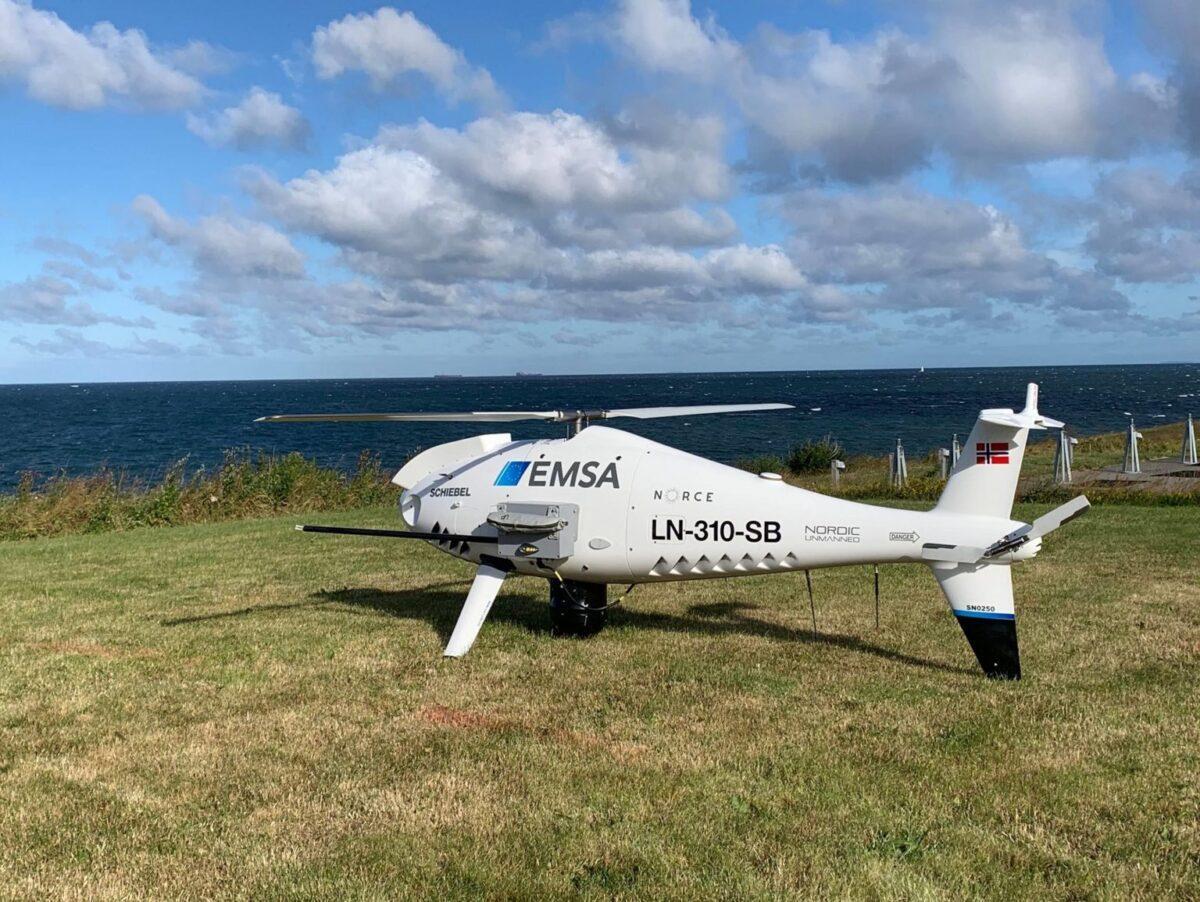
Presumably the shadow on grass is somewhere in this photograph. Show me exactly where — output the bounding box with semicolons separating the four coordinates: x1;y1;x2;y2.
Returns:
165;579;970;675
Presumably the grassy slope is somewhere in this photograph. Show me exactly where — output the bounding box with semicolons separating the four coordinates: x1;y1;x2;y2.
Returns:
0;503;1197;898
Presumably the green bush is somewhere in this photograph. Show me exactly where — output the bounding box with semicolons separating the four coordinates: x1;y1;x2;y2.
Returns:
734;454;787;474
786;436;844;473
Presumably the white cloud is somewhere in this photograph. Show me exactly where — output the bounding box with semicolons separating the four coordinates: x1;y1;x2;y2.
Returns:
781;186;1129;320
1084;167;1200;283
13;327;180;357
608;0;1175;180
249;145;543;282
311;7;503;107
248;109;735;288
0;0;205;110
187;87;310;151
132;194;306;278
613;0;740;79
1142;0;1200;153
0;272;146;326
381;109;728;211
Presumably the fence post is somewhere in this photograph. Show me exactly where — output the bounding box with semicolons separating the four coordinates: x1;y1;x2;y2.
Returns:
830;459;845;486
1183;413;1198;465
890;439;907;487
938;447;951;480
951;434;961;466
1053;430;1072;484
1122;419;1142;474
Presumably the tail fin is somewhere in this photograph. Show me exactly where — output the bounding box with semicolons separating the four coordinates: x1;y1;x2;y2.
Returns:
936;383;1061;519
931;562;1019;679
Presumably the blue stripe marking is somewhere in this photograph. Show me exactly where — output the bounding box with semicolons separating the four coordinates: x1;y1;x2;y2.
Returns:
493;460;530;486
955;610;1016;621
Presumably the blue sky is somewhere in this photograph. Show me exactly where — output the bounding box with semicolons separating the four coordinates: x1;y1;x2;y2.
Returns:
1;0;1198;383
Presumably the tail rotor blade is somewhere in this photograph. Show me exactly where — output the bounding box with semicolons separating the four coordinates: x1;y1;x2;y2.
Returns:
443;563;509;658
983;495;1090;558
1027;495;1090;541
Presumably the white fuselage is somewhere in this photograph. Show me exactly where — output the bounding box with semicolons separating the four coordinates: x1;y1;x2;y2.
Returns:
399;426;1033;584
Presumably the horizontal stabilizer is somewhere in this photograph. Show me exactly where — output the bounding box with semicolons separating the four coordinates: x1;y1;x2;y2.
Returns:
922;543;986;564
978;383;1065;432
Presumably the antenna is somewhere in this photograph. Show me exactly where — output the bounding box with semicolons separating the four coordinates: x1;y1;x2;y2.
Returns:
804;569;817;630
873;565;880;630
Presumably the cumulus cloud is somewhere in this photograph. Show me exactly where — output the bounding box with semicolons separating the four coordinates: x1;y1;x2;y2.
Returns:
0;0;206;110
781;186;1130;322
132;105;808;348
0;273;146;326
381;110;728;211
613;0;740;79
247;109;735;287
311;7;503;107
1141;0;1200;154
132;194;306;278
607;0;1175;181
187;88;309;151
1084;167;1200;283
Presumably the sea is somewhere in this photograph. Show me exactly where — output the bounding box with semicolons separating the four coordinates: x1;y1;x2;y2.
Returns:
2;364;1197;490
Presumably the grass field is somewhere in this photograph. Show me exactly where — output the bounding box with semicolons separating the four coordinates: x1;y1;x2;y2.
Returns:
1;501;1197;898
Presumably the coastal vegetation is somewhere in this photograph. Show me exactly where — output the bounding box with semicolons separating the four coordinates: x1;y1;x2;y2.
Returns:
1;420;1196;542
0;450;396;541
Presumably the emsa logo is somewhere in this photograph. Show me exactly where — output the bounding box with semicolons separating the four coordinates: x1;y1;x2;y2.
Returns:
494;460;619;488
494;461;530;486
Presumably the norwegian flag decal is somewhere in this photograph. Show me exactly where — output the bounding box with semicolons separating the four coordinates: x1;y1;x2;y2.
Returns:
976;442;1010;465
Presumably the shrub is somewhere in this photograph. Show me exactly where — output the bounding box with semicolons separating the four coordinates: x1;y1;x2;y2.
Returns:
734;454;787;474
0;449;399;541
786;436;844;473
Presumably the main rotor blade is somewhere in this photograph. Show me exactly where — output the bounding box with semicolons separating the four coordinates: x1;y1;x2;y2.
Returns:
256;403;794;425
603;403;793;419
256;411;560;424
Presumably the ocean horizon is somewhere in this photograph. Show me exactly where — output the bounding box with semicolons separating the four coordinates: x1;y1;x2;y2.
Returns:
3;363;1197;490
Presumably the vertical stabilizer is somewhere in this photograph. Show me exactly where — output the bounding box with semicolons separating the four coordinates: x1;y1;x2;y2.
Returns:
931;562;1020;679
935;383;1058;520
935;422;1029;519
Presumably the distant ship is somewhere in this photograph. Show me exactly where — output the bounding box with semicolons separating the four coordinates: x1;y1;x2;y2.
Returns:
515;371;543;377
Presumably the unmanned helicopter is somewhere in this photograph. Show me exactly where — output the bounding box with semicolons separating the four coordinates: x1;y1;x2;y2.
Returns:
258;384;1088;679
